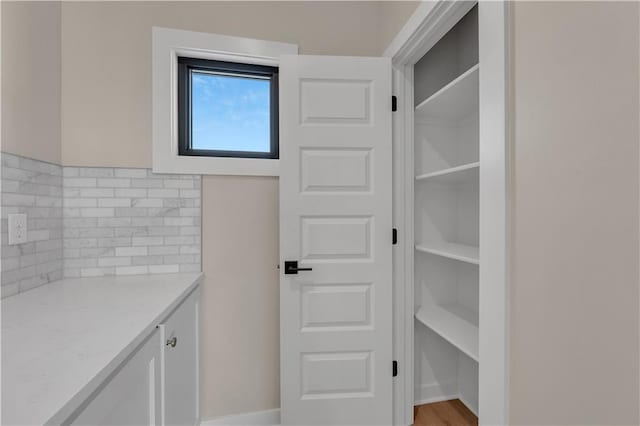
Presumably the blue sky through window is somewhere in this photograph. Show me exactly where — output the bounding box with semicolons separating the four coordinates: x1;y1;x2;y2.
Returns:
191;71;271;153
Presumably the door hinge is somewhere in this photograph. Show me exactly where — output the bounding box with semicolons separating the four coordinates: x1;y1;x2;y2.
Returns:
392;96;398;112
392;228;398;245
393;360;398;377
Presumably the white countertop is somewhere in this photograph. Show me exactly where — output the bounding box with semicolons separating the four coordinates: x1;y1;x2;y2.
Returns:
1;272;203;426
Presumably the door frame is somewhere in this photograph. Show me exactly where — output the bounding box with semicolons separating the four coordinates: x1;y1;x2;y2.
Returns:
384;2;512;425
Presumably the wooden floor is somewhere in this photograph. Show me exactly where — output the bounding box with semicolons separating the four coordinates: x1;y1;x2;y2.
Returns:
414;400;478;426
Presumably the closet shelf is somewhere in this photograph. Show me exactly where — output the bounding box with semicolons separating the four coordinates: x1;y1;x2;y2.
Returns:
415;242;479;265
415;303;479;362
415;64;479;122
415;162;479;183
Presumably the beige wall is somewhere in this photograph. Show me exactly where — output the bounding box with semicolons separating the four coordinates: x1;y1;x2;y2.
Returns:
1;1;61;164
510;2;640;424
6;0;640;422
60;1;418;168
201;176;280;417
57;1;418;419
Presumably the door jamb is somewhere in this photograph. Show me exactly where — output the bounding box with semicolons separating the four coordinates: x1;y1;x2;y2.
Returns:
385;2;511;425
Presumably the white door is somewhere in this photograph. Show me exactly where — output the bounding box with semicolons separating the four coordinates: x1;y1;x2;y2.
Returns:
279;55;393;425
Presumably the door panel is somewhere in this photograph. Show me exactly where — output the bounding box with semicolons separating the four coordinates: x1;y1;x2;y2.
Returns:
280;55;392;425
70;330;161;426
160;289;199;426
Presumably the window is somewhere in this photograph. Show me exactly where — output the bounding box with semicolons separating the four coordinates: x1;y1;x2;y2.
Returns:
177;57;279;159
152;27;297;175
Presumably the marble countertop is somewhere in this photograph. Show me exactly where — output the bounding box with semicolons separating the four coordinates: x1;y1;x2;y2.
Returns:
1;272;203;425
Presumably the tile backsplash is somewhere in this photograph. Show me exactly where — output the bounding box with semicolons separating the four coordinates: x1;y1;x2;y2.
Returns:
1;153;202;298
62;167;201;278
1;153;64;298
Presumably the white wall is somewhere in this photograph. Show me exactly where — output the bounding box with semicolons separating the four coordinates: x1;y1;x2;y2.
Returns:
510;2;640;424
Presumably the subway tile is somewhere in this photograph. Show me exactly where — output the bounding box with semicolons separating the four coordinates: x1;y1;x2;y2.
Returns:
149;264;180;274
164;236;196;245
179;264;201;273
179;189;200;198
164;180;194;189
98;257;131;267
115;188;147;198
79;168;114;178
149;207;180;217
81;267;116;277
147;226;179;236
63;177;97;187
63;238;98;249
130;217;164;227
98;217;132;227
64;198;98;208
80;208;115;218
63;168;79;177
115;168;148;178
180;245;201;254
179;226;200;236
114;207;148;217
179;208;200;217
2;154;202;292
64;218;98;228
114;227;149;237
164;217;197;226
131;236;163;246
131;179;164;188
98;198;131;208
98;237;131;248
97;178;130;188
116;265;148;275
148;189;179;198
149;245;180;255
79;188;115;198
131;255;164;266
131;198;163;208
64;227;114;238
27;229;50;242
115;246;148;257
65;258;98;269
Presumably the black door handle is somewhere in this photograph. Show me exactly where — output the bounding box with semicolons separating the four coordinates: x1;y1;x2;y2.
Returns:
284;260;313;275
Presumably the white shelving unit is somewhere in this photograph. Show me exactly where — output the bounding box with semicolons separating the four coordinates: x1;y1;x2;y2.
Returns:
412;5;480;416
415;303;479;362
415;242;479;265
415;162;479;184
415;64;479;122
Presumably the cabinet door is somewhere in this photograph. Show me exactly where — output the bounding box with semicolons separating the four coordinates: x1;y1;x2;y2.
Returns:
70;330;161;426
160;288;200;426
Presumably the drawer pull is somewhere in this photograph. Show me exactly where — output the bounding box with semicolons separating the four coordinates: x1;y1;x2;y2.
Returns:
166;336;177;348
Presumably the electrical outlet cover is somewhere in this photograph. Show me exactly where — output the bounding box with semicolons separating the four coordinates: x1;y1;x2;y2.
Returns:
8;213;27;245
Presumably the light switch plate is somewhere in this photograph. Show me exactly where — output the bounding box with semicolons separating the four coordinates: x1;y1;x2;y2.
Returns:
8;213;27;245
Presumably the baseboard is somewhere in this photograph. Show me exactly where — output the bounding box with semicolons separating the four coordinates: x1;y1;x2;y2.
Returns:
201;409;280;425
414;381;458;406
458;393;478;417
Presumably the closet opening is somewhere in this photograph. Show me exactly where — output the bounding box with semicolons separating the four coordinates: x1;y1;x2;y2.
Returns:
412;4;480;420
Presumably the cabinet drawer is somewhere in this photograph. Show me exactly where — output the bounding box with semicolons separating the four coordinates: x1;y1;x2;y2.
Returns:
70;330;162;426
160;288;200;426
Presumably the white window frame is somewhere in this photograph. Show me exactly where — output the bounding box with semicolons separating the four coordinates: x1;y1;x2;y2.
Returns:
152;27;298;176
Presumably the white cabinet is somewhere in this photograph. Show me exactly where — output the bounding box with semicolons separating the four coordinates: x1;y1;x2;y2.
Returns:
68;287;200;426
70;330;162;426
160;289;200;426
